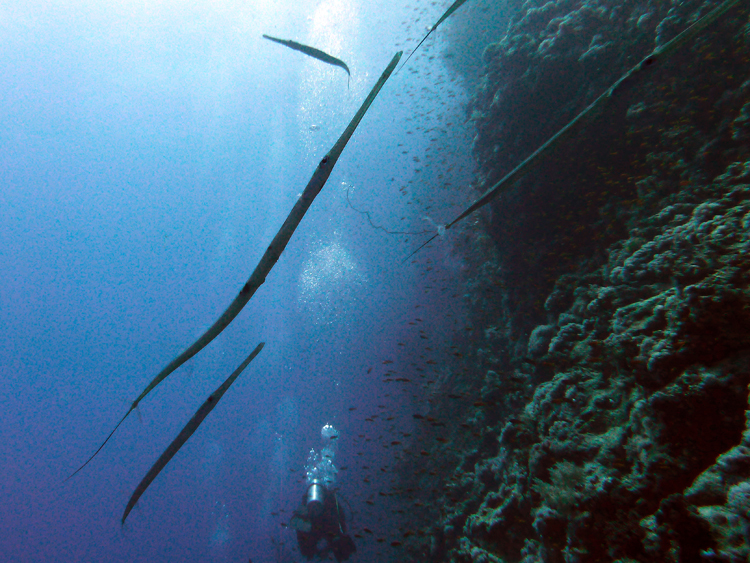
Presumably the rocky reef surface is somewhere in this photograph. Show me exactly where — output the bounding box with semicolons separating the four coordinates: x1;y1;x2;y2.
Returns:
400;0;750;561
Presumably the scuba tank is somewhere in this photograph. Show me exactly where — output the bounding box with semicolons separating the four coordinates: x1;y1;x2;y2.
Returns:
306;479;325;517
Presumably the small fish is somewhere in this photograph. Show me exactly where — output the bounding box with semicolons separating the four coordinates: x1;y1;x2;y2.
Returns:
399;0;470;71
404;0;742;261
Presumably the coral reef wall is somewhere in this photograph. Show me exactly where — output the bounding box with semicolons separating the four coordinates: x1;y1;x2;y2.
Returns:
401;0;750;561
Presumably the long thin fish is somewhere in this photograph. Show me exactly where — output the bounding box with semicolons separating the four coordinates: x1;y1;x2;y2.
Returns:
68;51;402;480
399;0;470;71
263;34;351;86
122;342;264;524
404;0;742;260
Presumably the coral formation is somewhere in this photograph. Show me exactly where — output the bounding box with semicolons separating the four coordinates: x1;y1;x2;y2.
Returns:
399;0;750;561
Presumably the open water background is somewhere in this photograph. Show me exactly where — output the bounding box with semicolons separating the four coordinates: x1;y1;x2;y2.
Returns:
0;0;492;561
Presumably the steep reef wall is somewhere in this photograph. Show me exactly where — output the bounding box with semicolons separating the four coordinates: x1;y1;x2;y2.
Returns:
402;1;750;561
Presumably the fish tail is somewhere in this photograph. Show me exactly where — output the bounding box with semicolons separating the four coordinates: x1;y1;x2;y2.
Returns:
402;232;439;263
65;407;133;482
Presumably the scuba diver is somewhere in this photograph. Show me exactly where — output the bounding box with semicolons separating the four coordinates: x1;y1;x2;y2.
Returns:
290;425;356;562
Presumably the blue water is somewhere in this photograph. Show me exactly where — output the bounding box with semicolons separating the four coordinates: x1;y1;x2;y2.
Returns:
0;1;478;561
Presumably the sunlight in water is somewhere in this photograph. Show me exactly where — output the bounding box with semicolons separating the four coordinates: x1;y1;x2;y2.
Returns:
298;0;362;160
298;241;368;326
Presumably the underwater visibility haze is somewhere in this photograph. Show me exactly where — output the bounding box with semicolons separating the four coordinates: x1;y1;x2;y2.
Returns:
2;0;750;562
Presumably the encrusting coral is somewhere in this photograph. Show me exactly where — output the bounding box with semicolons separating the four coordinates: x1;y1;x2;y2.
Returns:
398;0;750;561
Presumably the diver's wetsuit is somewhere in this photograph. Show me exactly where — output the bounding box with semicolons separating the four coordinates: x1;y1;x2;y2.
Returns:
293;490;356;561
